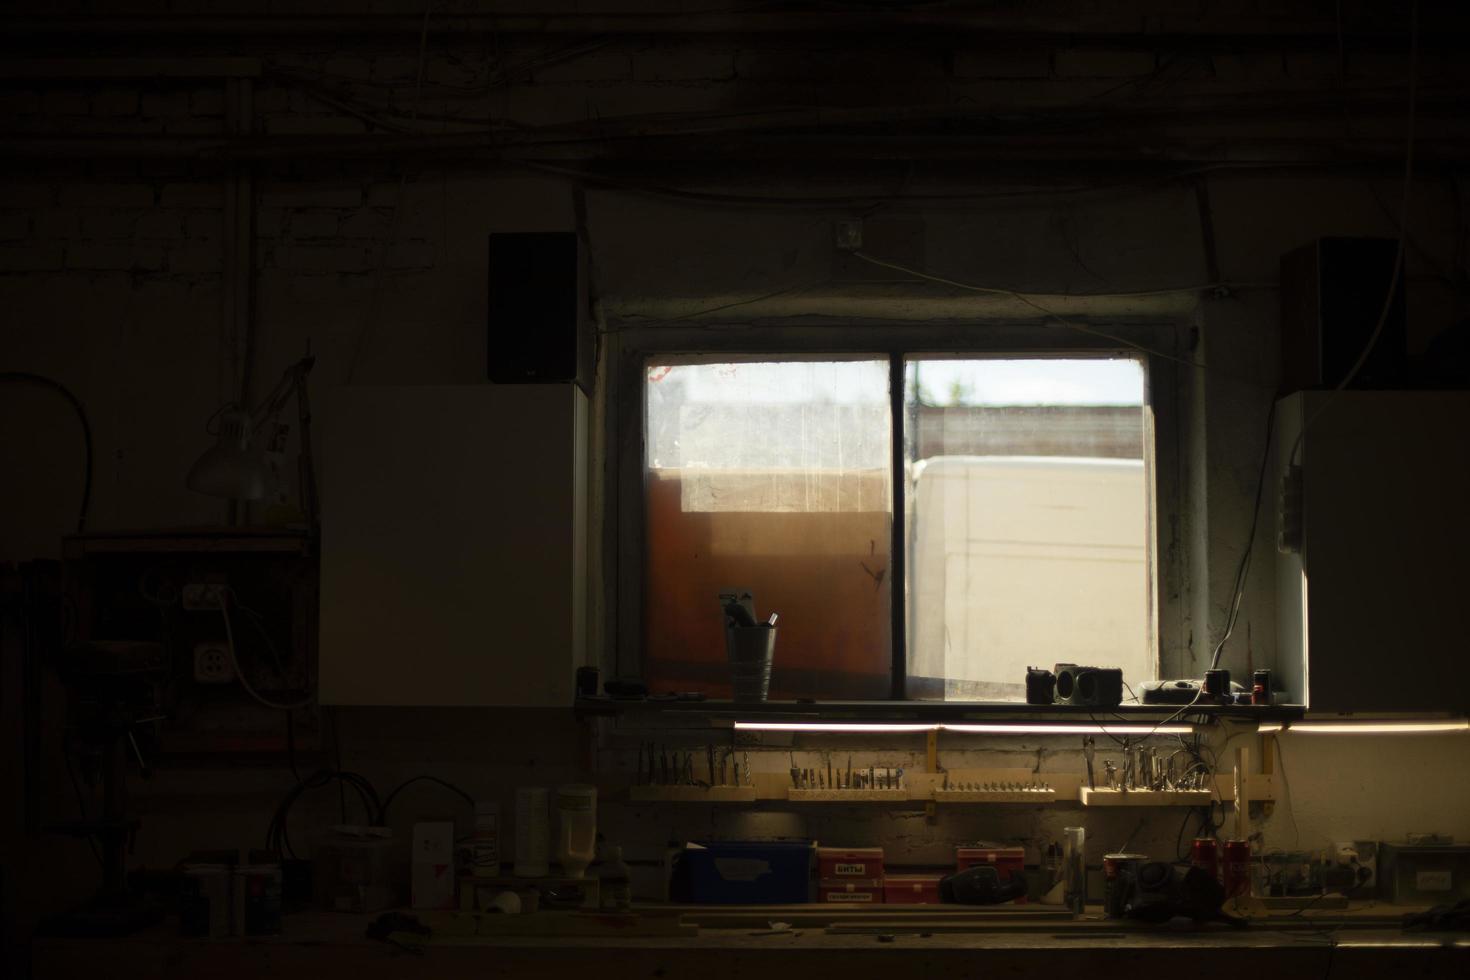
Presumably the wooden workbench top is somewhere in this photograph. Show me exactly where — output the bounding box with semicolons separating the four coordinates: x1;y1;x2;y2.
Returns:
31;907;1469;980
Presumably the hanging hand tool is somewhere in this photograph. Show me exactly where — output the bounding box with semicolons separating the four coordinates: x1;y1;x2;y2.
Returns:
846;756;852;790
660;746;670;786
1083;737;1096;790
708;745;716;786
790;752;800;789
828;758;833;790
743;753;750;787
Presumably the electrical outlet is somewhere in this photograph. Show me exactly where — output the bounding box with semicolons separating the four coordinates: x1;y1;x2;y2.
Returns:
193;642;235;684
182;583;226;610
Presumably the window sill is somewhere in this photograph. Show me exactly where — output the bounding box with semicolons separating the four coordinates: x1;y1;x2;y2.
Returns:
575;697;1303;725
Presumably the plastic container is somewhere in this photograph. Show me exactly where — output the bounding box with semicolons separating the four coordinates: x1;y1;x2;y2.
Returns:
818;879;883;903
179;864;231;937
674;840;813;904
555;784;597;879
883;875;942;905
726;626;777;702
956;845;1027;904
597;845;632;911
1063;828;1086;913
514;787;550;878
817;847;884;880
313;825;395;912
472;802;500;878
1102;852;1147;918
234;864;282;936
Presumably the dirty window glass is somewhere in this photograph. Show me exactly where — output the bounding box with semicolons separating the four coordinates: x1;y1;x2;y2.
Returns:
644;359;893;699
903;358;1150;700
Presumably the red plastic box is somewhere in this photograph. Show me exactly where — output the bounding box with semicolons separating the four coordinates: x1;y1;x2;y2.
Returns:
882;875;942;905
818;879;885;903
955;845;1027;904
817;847;885;880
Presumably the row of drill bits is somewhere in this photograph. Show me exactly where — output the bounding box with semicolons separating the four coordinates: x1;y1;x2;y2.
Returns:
940;776;1052;793
789;754;904;790
636;743;750;787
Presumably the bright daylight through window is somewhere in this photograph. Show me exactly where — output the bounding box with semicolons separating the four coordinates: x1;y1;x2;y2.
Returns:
642;356;1152;701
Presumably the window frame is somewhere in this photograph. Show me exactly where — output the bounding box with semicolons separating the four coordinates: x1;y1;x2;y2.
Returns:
605;319;1186;702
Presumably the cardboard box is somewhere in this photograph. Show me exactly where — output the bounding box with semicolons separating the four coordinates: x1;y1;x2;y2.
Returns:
411;821;457;910
817;846;885;880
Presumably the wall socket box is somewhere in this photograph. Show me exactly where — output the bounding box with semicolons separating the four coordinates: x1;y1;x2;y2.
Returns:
1335;841;1378;893
182;583;227;610
193;642;235;684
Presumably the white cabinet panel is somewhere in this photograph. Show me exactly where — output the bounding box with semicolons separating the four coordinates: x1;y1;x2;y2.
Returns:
1275;391;1470;713
320;385;587;706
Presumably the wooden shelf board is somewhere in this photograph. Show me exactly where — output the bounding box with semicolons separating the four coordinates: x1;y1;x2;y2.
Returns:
933;790;1057;804
628;786;758;803
1079;788;1218;806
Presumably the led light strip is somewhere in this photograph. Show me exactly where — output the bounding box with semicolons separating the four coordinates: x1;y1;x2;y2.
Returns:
731;721;1195;735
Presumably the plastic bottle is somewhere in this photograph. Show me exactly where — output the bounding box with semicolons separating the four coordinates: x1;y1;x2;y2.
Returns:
597;845;632;911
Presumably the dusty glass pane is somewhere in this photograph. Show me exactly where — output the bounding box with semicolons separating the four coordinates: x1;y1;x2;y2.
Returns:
644;359;892;699
903;357;1152;700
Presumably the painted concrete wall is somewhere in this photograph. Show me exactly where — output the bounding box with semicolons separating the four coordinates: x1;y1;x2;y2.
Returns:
3;0;1468;943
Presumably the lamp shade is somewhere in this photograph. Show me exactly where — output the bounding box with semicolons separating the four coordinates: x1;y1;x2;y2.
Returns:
186;411;272;500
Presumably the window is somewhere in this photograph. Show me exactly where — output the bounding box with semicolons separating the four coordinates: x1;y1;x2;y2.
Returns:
903;358;1150;700
629;345;1160;703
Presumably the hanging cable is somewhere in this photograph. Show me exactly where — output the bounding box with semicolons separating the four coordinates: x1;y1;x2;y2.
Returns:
0;372;93;532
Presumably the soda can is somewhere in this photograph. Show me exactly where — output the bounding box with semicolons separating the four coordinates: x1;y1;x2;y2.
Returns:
1222;840;1251;898
1191;837;1219;881
1252;669;1272;705
1102;852;1147;918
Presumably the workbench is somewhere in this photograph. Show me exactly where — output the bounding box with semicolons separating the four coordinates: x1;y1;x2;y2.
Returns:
30;906;1469;980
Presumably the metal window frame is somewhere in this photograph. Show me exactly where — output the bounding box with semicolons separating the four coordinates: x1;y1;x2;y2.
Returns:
605;318;1185;701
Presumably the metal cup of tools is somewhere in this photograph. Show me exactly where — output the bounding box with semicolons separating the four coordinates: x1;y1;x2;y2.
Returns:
721;591;777;702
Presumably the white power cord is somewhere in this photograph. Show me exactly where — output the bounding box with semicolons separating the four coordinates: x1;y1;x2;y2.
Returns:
219;594;313;711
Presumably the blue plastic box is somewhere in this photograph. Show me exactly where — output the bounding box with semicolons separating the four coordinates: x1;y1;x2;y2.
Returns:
674;840;814;904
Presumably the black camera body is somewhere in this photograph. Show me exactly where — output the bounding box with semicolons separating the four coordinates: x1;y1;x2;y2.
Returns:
1051;664;1124;707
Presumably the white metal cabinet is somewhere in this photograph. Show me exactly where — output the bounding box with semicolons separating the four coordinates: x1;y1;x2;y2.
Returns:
319;385;587;706
1275;391;1470;713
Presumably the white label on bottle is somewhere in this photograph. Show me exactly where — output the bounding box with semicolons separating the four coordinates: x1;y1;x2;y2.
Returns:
1416;870;1452;891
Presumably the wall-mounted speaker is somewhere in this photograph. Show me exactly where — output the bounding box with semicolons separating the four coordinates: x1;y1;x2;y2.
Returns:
487;231;592;391
1280;236;1406;393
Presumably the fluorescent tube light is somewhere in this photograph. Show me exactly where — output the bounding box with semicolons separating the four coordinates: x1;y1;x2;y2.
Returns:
1256;723;1284;734
731;721;1195;735
732;722;938;733
1285;720;1468;735
944;723;1194;736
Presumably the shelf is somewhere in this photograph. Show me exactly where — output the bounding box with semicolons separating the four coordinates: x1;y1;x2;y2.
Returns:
1078;788;1218;807
628;786;758;803
577;698;1303;724
934;788;1057;804
786;789;909;803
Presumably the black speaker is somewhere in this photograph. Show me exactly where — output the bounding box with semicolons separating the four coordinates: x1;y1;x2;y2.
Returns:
1280;237;1406;393
487;231;591;390
1052;664;1124;707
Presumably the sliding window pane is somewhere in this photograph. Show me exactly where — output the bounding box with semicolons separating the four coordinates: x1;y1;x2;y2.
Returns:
904;358;1151;700
644;359;892;699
